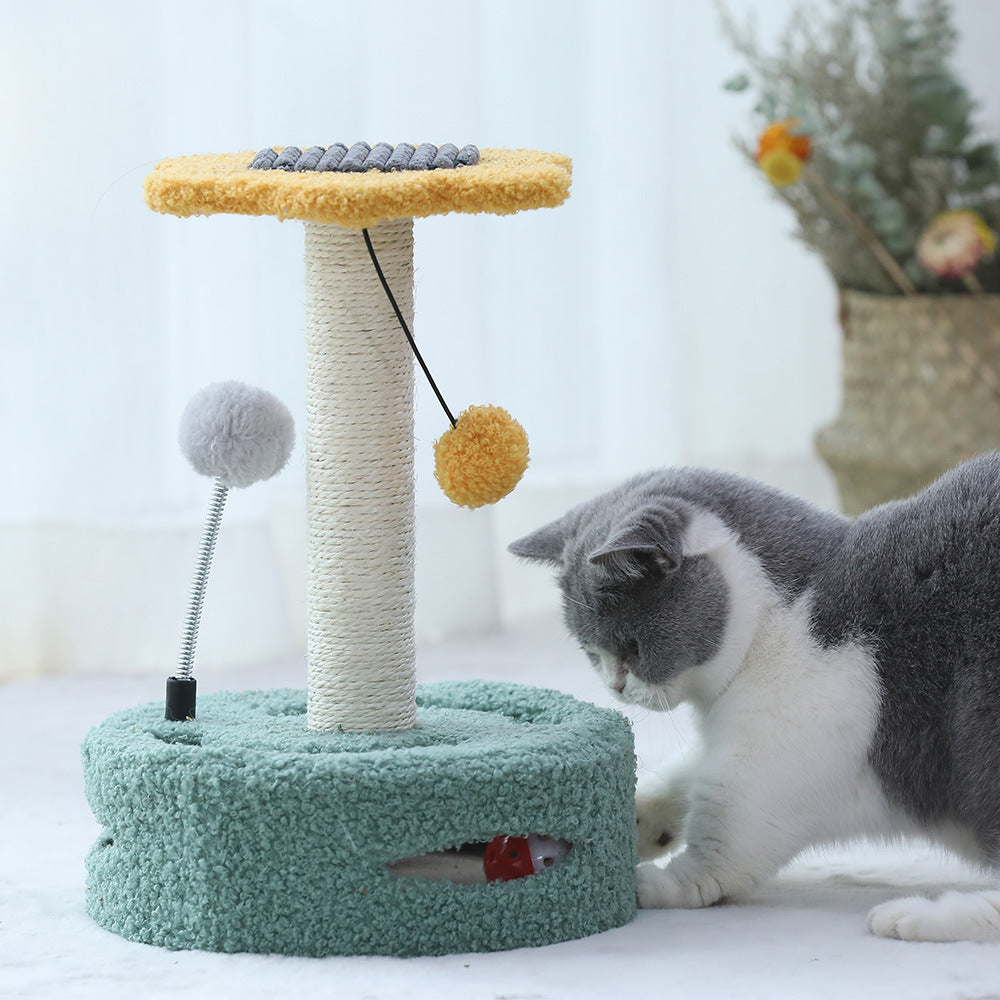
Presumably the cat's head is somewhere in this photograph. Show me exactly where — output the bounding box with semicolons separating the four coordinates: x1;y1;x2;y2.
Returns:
509;491;732;709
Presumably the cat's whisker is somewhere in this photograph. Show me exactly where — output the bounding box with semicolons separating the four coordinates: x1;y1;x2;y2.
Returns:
661;695;696;751
650;686;674;713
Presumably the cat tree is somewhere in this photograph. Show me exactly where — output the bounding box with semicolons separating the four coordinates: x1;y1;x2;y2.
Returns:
81;144;637;956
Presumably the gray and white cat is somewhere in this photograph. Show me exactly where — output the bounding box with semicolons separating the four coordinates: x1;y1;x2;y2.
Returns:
509;454;1000;942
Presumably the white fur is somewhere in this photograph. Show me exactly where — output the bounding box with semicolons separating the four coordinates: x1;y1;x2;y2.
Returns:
867;891;1000;942
635;751;698;861
606;512;998;941
681;514;735;559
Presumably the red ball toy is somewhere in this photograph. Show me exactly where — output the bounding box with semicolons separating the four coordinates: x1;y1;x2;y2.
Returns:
483;834;571;882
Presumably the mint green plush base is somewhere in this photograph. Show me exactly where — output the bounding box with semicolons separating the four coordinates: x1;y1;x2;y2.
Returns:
82;681;637;956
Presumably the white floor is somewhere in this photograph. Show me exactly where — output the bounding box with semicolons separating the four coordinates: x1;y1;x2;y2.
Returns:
3;618;999;1000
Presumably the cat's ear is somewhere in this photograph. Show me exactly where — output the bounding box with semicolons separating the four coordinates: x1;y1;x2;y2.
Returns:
588;506;684;578
508;519;569;566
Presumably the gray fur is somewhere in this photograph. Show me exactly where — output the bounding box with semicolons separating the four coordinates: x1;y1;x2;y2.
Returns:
179;381;295;489
809;453;1000;854
511;466;847;599
510;455;1000;860
511;473;739;688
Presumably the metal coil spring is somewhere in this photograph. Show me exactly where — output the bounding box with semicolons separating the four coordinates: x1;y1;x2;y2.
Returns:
177;478;229;679
248;142;480;173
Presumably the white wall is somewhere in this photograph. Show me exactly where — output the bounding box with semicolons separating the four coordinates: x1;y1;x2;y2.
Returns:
1;0;998;678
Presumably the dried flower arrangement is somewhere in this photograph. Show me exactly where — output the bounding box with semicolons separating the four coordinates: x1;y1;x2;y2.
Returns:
721;0;1000;295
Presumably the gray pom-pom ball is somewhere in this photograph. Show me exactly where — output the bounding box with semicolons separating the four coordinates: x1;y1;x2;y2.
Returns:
179;381;295;489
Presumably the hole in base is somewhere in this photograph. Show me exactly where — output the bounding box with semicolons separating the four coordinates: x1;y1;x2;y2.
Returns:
388;844;488;885
389;836;572;884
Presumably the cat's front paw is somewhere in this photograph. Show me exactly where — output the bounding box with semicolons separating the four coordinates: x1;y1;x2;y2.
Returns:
635;794;685;861
636;860;724;909
635;769;691;861
868;891;1000;943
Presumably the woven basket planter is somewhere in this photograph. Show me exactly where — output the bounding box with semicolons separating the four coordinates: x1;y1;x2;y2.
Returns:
815;290;1000;517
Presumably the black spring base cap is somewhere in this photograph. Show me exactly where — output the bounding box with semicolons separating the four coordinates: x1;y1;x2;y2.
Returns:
165;676;197;721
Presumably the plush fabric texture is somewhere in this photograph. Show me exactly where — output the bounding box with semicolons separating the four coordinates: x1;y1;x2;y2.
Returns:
178;381;295;489
81;681;637;957
143;148;572;229
434;404;530;508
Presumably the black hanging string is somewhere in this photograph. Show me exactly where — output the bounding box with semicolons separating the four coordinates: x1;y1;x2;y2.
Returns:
362;227;457;428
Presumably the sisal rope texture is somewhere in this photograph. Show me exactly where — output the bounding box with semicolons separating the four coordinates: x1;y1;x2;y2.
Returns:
304;218;418;732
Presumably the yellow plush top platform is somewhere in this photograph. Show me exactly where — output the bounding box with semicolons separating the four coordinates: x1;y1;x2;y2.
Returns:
144;148;572;229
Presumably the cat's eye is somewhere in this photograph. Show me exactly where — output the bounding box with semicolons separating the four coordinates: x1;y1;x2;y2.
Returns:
621;639;640;661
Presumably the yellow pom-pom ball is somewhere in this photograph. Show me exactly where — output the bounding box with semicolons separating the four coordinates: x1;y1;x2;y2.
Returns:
434;404;529;508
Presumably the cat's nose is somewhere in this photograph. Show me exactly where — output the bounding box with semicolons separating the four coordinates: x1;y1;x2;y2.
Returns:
611;664;628;693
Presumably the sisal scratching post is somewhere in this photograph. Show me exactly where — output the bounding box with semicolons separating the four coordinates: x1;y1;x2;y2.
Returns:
82;144;638;957
304;219;417;732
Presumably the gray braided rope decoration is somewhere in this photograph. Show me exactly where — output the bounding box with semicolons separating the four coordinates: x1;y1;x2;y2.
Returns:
248;142;479;173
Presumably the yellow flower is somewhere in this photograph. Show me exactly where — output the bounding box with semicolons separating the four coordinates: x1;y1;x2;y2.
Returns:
755;120;811;187
759;147;804;187
974;214;997;256
433;404;529;508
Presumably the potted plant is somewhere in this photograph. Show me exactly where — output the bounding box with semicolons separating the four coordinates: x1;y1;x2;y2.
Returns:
722;0;1000;515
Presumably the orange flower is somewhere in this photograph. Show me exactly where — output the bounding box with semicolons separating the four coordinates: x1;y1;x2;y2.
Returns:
756;120;812;186
756;119;812;163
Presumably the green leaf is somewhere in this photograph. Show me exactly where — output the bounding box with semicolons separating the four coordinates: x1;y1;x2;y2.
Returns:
874;23;907;55
911;73;972;124
965;143;1000;171
723;72;751;92
925;122;973;155
963;165;1000;191
851;173;885;202
840;143;878;173
753;93;779;121
871;201;910;250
